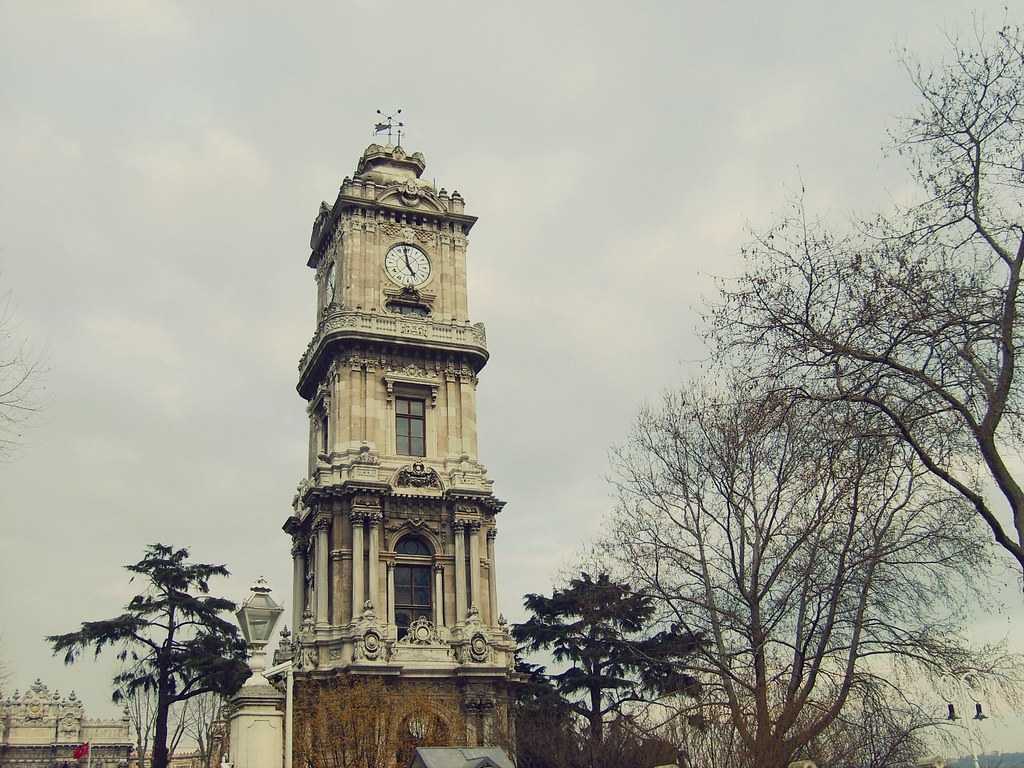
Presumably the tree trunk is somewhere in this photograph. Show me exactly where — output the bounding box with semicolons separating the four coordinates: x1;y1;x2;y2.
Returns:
152;682;170;768
588;686;603;744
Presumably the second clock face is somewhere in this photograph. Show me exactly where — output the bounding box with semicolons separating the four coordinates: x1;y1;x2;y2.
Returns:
385;244;431;287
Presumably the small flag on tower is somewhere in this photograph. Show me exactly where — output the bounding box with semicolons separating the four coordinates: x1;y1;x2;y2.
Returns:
72;744;90;761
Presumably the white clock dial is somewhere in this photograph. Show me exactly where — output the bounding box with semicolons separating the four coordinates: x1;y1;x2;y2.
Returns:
325;263;336;302
385;244;431;287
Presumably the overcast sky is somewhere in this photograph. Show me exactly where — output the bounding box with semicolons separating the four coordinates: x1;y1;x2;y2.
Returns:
1;0;1022;755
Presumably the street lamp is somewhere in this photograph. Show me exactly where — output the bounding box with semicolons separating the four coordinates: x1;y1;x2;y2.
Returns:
235;577;284;679
947;685;989;768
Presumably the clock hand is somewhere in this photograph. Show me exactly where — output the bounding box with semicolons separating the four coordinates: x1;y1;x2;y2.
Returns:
405;253;415;275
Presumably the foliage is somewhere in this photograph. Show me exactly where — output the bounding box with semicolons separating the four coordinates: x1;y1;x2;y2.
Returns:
47;544;250;768
513;572;700;743
294;676;463;768
605;382;1016;768
709;23;1024;575
515;688;678;768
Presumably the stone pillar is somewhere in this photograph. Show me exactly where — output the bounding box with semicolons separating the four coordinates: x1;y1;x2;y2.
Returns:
469;522;481;611
290;535;307;635
228;686;283;768
386;563;396;628
486;528;498;625
367;510;381;612
453;521;467;622
313;516;330;628
350;511;365;620
433;563;444;627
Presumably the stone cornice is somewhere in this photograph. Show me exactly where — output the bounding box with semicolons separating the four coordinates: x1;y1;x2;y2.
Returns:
307;188;478;268
297;308;487;398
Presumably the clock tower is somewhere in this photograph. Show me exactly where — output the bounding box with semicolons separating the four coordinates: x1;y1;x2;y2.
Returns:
281;141;516;749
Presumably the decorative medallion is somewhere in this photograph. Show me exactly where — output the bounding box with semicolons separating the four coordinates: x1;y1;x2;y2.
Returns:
399;617;440;645
468;632;490;663
396;462;442;489
357;628;384;661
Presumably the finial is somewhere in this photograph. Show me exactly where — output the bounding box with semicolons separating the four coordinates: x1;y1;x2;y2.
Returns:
374;108;404;147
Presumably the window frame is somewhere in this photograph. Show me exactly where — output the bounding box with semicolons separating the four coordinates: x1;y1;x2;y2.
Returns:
393;536;434;639
395;395;426;457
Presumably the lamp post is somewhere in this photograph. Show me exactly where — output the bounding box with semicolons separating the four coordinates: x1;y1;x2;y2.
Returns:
229;579;286;768
947;678;988;768
235;577;285;682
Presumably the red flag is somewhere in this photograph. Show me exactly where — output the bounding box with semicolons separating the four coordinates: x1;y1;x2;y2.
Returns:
73;744;89;760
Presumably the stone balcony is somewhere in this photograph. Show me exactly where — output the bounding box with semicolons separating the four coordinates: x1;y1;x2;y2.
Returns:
298;306;488;394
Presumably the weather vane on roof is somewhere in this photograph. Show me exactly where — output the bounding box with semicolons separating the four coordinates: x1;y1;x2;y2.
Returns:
374;108;404;147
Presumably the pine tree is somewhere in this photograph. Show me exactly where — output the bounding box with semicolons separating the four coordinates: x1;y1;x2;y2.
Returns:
47;544;250;768
513;572;700;743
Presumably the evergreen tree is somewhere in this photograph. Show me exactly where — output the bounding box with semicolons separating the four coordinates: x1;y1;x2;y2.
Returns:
47;544;250;768
513;572;700;743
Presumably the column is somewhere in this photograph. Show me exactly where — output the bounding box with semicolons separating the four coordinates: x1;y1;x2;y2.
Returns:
314;516;330;628
453;521;467;623
367;510;381;612
433;564;444;628
469;522;481;611
350;511;364;621
486;528;498;626
290;535;306;635
387;563;396;628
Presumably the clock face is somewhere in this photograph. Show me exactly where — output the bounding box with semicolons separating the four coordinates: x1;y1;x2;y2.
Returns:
325;263;336;302
385;244;431;287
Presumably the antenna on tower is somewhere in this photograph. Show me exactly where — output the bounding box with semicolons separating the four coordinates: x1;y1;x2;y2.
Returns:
374;108;404;147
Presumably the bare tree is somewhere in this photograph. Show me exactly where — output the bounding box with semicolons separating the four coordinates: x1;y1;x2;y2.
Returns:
605;382;1016;768
125;687;190;768
0;636;10;700
294;676;465;768
0;287;44;460
710;23;1024;574
125;685;156;768
183;692;226;768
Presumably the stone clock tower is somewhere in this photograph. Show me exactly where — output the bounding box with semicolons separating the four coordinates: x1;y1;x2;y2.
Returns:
280;142;516;748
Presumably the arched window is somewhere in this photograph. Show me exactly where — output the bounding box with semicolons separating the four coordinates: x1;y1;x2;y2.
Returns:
396;537;431;556
394;536;433;639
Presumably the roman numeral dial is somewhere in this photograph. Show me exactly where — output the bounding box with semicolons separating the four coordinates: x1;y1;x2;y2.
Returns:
384;244;431;287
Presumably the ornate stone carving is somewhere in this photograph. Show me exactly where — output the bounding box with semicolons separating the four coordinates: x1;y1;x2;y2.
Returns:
395;462;442;489
298;309;487;375
352;493;379;507
293;478;313;516
312;515;331;533
398;617;440;645
354;444;380;465
353;627;387;662
467;632;490;663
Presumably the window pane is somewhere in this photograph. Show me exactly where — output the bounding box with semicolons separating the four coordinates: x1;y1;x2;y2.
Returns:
397;417;409;436
395;568;411;588
396;399;409;414
410;436;424;456
410;419;424;438
413;568;430;586
397;537;430;556
414;587;430;606
410;400;424;416
397;435;410;454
